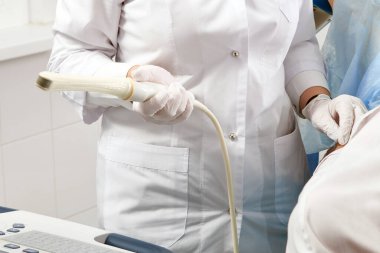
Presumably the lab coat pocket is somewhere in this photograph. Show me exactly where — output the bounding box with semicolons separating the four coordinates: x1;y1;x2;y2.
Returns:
274;123;307;225
278;1;297;23
100;138;189;248
261;2;298;68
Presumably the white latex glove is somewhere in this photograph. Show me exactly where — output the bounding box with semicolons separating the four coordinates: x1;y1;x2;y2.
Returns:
302;94;368;145
130;65;194;124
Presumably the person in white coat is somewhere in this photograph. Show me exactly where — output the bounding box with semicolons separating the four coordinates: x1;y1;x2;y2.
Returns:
48;0;364;252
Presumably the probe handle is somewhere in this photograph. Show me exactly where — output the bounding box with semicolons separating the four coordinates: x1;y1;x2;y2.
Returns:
36;71;165;102
131;81;165;102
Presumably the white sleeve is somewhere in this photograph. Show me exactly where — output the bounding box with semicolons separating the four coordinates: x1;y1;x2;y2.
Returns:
284;0;328;113
48;0;134;124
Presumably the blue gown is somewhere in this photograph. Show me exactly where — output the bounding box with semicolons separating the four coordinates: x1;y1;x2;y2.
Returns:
323;0;380;110
303;0;380;172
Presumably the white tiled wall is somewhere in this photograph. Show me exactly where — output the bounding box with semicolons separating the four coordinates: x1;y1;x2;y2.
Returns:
67;207;98;227
53;122;99;219
0;0;29;29
0;0;57;29
29;0;57;25
0;52;51;144
51;93;81;129
0;52;100;226
2;133;56;216
0;150;4;204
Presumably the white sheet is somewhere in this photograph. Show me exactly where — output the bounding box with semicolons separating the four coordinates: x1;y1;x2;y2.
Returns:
287;105;380;253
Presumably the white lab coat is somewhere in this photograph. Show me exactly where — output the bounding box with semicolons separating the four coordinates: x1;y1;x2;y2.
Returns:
286;106;380;253
48;1;327;252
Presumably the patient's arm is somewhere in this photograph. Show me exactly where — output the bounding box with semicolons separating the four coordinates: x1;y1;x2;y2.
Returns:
324;142;344;157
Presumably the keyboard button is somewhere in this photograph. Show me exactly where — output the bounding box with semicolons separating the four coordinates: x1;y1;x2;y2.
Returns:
0;231;5;235
23;249;39;253
0;250;9;253
13;223;25;229
6;228;20;233
4;244;20;249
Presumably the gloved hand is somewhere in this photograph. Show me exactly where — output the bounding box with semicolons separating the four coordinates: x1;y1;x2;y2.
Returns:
129;65;194;124
302;94;367;145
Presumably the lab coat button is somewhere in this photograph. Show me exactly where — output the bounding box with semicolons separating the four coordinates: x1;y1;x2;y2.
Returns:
229;132;238;141
13;223;25;229
231;50;240;57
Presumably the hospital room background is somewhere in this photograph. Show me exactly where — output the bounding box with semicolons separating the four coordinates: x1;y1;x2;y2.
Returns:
0;0;330;228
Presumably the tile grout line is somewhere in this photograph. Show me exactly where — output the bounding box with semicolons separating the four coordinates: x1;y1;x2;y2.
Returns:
0;102;8;206
0;147;5;205
64;205;98;220
49;93;59;218
0;120;82;147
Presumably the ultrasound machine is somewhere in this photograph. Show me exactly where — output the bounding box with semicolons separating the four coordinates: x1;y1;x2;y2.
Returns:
0;206;172;253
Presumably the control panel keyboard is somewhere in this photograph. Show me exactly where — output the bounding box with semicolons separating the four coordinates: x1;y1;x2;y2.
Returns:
1;230;124;253
0;214;132;253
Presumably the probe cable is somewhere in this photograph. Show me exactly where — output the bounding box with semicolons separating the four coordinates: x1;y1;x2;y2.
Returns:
194;101;239;253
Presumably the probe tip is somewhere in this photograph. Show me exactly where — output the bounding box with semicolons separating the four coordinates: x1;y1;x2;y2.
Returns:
36;72;52;90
